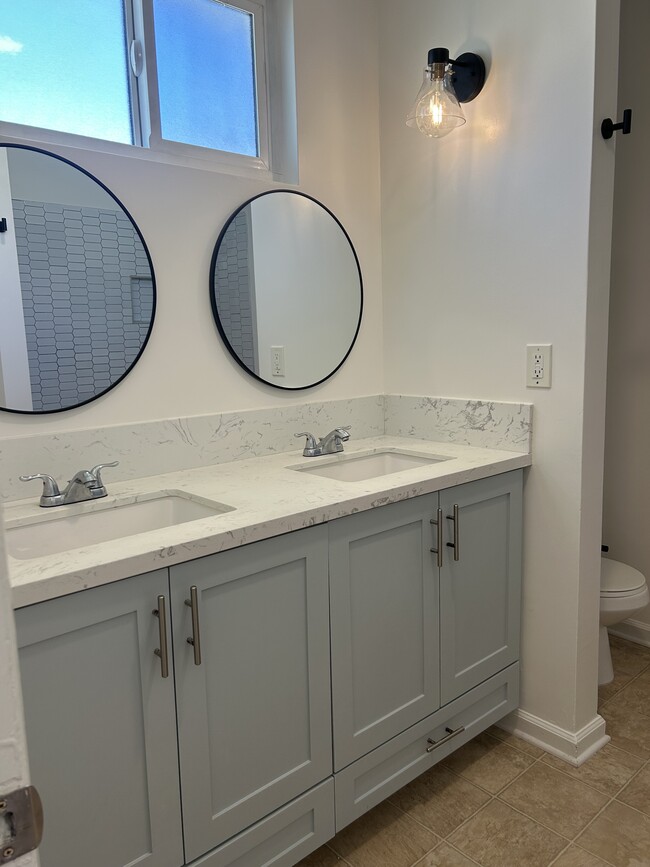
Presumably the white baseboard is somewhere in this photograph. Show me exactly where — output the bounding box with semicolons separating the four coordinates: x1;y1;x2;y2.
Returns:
495;709;609;766
609;619;650;648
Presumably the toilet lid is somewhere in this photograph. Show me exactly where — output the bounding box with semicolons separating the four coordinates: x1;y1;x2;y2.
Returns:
601;558;646;594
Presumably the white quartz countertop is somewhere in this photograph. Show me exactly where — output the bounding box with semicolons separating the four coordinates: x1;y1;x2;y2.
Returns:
5;436;531;608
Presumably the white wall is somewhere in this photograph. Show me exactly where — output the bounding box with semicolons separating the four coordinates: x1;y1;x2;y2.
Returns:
0;151;32;411
603;0;650;631
6;147;118;210
0;0;382;437
252;193;361;385
378;0;618;739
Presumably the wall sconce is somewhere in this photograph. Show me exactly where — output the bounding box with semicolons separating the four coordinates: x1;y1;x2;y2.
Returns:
406;48;486;138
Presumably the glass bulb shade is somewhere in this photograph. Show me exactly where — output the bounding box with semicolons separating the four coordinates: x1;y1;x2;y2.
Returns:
406;68;466;138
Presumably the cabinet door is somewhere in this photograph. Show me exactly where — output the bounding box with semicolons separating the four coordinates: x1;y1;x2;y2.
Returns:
15;570;183;867
439;470;522;704
171;525;332;862
329;495;440;770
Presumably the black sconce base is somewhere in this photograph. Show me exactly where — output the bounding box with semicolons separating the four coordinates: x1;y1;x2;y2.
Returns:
450;52;486;103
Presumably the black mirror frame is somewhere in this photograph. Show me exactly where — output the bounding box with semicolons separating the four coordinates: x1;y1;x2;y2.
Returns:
0;142;157;416
209;190;363;391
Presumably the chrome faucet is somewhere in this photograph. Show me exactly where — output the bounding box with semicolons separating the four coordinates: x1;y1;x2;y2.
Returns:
20;462;119;508
295;427;351;457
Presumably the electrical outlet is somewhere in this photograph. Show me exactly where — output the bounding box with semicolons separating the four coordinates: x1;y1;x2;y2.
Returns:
271;346;285;377
526;344;552;388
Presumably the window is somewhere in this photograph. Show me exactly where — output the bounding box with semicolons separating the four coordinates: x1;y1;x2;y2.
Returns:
0;1;134;145
0;0;290;175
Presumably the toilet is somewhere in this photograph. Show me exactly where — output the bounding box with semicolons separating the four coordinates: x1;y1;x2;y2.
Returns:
599;558;650;684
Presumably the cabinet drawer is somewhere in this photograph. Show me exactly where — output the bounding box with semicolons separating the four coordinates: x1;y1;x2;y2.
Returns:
335;663;519;831
188;779;335;867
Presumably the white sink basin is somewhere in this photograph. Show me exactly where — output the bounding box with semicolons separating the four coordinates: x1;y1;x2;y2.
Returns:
6;492;234;560
293;450;450;483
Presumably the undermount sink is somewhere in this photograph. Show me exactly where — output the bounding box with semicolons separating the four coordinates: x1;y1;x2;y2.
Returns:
5;492;234;560
292;449;450;483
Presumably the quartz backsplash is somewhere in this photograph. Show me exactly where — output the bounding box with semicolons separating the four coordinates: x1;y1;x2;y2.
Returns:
0;394;532;503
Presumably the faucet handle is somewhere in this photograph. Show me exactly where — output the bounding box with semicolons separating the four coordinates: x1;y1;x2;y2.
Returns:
89;461;119;487
295;432;318;449
19;473;61;498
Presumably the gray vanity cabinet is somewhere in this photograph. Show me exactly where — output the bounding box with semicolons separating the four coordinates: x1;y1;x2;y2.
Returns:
15;569;183;867
14;470;522;867
439;471;522;704
329;494;441;770
170;525;333;863
329;470;522;771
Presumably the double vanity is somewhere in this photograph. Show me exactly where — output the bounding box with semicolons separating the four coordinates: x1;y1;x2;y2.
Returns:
7;435;529;867
1;135;529;867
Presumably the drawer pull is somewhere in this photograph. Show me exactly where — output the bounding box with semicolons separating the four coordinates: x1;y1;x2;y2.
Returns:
426;724;465;753
153;596;169;679
185;585;202;666
446;504;460;561
429;508;443;568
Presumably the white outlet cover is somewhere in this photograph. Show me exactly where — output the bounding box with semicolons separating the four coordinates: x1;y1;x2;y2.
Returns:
526;344;552;388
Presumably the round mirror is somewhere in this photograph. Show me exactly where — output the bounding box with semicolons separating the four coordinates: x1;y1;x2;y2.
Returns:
0;144;155;414
210;191;363;389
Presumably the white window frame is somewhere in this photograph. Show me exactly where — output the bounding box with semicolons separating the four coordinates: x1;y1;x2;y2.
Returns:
0;0;286;181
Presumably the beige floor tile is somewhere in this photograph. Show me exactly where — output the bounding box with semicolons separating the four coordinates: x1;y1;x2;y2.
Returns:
609;635;650;677
576;800;650;866
612;669;650;719
598;670;633;706
617;763;650;816
448;800;566;867
389;765;490;838
600;701;650;759
551;845;611;866
441;731;534;794
297;845;351;866
499;762;608;838
329;801;439;867
485;725;545;758
415;841;481;866
541;744;645;796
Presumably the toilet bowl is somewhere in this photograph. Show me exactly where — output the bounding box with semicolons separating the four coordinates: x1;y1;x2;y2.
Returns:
599;558;650;685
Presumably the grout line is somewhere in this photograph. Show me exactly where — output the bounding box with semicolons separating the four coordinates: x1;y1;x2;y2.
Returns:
549;757;650;866
324;843;354;866
490;796;573;843
411;840;483;867
387;785;492;843
537;750;642;799
546;841;574;866
600;663;650;710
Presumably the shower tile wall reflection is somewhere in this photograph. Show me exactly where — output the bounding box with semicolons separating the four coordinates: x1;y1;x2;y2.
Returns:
13;199;152;411
213;210;257;371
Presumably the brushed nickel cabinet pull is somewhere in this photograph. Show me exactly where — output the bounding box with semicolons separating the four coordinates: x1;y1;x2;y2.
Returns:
429;508;443;568
446;504;460;561
185;585;202;666
426;724;465;753
153;596;169;679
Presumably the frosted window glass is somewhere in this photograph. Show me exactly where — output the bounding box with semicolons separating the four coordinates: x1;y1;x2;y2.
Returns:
0;1;133;145
154;0;259;157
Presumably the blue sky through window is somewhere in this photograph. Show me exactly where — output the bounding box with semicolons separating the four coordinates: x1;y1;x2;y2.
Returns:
0;0;134;144
154;0;259;157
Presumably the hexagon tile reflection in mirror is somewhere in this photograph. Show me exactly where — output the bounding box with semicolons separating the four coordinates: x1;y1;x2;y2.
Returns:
210;191;363;390
0;144;156;414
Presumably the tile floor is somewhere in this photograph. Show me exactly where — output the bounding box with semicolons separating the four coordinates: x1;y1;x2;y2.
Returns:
299;635;650;867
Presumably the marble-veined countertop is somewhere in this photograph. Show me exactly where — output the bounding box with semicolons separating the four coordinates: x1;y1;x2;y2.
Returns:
4;436;531;608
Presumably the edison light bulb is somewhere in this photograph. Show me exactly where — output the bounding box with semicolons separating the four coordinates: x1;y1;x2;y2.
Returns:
406;49;466;139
